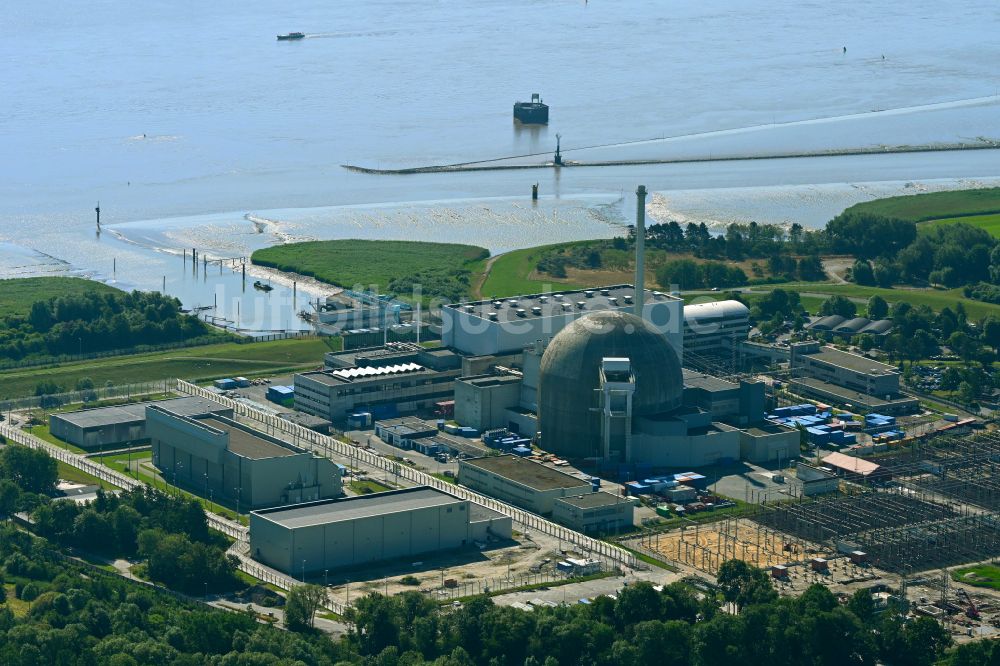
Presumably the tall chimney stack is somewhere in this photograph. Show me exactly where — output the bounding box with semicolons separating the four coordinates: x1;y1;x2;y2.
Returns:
634;185;647;318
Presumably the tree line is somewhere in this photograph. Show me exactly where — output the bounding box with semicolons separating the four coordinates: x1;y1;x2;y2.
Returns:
0;290;212;362
0;443;237;595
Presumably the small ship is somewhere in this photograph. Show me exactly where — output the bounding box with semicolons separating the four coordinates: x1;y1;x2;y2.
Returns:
277;32;305;41
513;93;549;124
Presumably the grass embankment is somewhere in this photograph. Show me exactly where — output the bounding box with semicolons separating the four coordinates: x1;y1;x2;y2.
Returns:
349;479;394;495
56;461;121;490
951;564;1000;591
0;336;333;399
251;240;489;303
921;213;1000;238
0;277;122;319
842;187;1000;223
479;242;594;298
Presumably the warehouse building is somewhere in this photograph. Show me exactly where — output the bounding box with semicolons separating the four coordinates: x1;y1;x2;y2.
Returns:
458;454;593;516
249;486;512;575
789;342;917;415
683;300;751;357
552;492;634;535
294;343;462;422
442;285;683;359
50;396;233;450
148;406;342;510
791;343;902;399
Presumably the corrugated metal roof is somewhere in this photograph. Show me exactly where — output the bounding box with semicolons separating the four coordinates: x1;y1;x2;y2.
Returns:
822;451;881;476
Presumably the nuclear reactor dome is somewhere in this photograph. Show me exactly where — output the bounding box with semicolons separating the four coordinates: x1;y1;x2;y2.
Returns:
538;310;683;459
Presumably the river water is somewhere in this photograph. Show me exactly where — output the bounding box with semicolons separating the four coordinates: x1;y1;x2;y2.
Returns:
2;0;998;330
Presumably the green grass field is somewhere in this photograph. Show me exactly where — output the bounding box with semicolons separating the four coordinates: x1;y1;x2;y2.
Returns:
349;479;393;495
951;564;1000;591
842;187;1000;223
478;242;595;297
0;277;122;319
252;239;488;292
57;460;121;490
0;336;333;399
920;212;1000;238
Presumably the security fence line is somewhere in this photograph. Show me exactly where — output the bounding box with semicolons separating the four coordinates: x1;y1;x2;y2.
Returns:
175;380;640;570
428;565;610;601
0;379;175;414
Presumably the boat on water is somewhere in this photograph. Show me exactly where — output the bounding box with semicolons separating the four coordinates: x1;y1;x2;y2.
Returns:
513;93;549;124
253;280;273;292
277;32;305;41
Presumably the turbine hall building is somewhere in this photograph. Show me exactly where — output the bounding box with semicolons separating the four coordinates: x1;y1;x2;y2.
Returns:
249;486;513;575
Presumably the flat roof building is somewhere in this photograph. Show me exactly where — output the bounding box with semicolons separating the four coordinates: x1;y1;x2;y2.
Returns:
442;285;683;360
295;343;462;422
148;406;342;510
249;486;512;575
454;373;525;432
790;343;914;413
458;454;593;516
552;492;634;535
49;396;233;450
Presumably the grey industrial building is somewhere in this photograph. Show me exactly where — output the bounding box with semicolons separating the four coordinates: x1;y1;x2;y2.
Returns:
453;373;526;433
441;285;684;360
789;343;918;415
49;396;233;450
458;455;594;516
294;343;462;422
551;492;635;534
148;406;342;510
249;486;512;575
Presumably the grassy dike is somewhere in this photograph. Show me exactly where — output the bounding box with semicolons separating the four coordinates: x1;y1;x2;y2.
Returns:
0;336;335;399
841;186;1000;223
